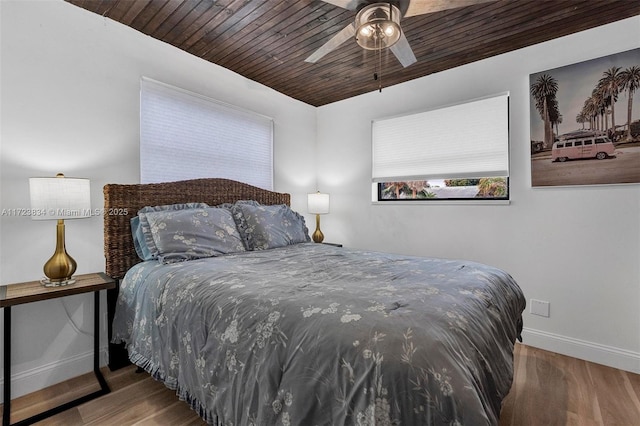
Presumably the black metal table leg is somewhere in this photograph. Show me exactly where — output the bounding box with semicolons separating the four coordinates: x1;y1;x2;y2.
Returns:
93;291;109;392
3;306;11;426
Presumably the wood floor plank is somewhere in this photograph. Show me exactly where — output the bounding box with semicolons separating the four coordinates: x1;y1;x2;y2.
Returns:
1;344;638;426
546;348;601;425
133;401;206;426
586;361;640;426
34;407;85;426
79;377;173;424
622;369;640;414
499;344;640;426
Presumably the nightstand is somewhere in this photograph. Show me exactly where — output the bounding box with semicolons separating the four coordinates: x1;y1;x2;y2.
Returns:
0;273;115;426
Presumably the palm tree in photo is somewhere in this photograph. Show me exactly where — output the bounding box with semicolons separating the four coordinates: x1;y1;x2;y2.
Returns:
581;98;597;130
594;83;610;131
531;74;559;148
549;102;562;135
598;66;623;138
619;65;640;141
549;97;562;135
590;88;606;131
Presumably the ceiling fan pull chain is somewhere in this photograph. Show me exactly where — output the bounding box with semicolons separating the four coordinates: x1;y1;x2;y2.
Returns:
378;37;382;92
373;33;378;82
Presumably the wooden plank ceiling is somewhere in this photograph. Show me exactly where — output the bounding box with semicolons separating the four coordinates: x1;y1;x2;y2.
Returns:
65;0;640;107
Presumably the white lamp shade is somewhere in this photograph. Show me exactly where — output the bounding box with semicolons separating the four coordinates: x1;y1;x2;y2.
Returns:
29;176;91;220
308;192;330;215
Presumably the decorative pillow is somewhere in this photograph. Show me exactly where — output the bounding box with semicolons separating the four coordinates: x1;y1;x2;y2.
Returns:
228;200;262;250
142;207;245;264
231;202;310;250
131;202;209;261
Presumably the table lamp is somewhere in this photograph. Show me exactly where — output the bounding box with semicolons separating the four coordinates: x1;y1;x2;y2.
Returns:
29;173;91;286
307;192;330;243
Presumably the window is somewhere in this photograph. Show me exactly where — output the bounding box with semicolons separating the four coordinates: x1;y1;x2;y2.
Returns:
140;78;273;189
372;93;509;202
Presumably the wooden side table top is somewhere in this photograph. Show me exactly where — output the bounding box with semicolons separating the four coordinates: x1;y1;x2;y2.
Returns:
0;272;115;308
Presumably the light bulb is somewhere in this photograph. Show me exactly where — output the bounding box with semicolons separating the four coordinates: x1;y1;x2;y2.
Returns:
360;25;373;37
384;25;395;37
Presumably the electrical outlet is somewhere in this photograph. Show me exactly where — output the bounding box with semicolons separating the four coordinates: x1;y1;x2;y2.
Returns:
530;299;550;317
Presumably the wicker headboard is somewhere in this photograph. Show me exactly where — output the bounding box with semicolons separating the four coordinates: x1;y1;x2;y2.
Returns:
103;178;291;279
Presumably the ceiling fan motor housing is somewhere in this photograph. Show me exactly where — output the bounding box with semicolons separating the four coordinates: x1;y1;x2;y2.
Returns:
355;3;402;50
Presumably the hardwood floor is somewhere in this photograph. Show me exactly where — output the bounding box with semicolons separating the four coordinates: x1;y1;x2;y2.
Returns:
500;344;640;426
1;343;639;425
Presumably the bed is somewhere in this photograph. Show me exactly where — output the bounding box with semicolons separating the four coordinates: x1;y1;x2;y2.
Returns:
104;178;526;426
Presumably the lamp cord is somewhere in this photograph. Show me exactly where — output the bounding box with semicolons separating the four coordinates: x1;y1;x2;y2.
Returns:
60;297;93;337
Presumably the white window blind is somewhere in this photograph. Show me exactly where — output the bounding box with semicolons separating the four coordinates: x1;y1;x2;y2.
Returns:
372;93;509;182
140;78;273;189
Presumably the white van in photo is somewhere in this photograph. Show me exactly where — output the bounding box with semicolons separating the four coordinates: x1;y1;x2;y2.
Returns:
551;134;615;162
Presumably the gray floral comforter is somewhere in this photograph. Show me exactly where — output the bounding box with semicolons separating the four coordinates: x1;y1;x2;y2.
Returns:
112;243;525;426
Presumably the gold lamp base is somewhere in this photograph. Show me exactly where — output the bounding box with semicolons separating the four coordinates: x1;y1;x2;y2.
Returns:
312;214;324;243
41;219;77;287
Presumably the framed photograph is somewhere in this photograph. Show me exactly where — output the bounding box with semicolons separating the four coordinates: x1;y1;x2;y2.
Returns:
530;48;640;187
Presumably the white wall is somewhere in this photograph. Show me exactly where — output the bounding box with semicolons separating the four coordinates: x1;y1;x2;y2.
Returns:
0;0;316;398
317;17;640;373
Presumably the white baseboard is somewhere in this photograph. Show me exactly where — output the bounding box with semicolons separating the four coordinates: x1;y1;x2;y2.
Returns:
521;327;640;374
0;346;109;400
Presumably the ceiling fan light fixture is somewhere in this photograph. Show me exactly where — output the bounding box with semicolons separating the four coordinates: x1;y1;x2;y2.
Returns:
355;3;401;50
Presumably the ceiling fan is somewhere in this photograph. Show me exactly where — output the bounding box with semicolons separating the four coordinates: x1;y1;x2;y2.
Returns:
305;0;495;68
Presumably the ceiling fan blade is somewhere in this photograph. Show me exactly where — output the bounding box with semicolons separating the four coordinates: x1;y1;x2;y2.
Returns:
305;22;357;63
404;0;495;17
389;32;417;67
320;0;362;10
